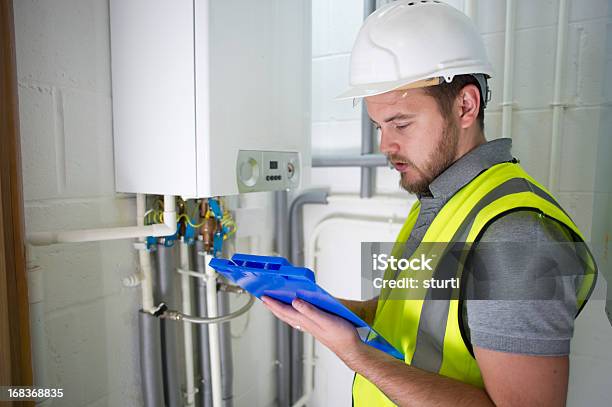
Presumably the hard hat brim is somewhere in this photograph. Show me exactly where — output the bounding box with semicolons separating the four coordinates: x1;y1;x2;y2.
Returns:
335;77;443;101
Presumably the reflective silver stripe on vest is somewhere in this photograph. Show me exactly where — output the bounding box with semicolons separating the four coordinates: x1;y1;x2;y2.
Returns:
410;177;562;373
409;240;466;371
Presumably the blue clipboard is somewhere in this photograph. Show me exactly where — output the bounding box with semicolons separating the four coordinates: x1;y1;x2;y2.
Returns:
208;253;404;360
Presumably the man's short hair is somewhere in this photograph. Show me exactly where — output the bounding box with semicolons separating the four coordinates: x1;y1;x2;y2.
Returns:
424;74;486;132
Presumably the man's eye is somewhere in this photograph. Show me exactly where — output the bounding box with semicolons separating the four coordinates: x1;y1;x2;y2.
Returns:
395;123;410;130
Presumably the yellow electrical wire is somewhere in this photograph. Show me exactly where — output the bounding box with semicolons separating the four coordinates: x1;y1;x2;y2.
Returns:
189;199;207;227
218;197;237;236
153;198;164;212
147;197;238;233
143;209;156;225
187;218;206;228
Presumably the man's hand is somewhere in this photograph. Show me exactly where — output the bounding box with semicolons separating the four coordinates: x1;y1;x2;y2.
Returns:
261;296;366;366
261;295;494;406
261;296;567;407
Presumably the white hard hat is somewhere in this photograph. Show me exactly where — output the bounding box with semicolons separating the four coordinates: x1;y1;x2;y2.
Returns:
337;0;494;101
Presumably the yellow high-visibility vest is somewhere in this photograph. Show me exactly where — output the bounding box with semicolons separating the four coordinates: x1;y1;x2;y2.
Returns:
352;161;597;406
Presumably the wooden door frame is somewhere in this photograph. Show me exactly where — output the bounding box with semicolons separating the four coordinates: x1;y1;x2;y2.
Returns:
0;0;33;397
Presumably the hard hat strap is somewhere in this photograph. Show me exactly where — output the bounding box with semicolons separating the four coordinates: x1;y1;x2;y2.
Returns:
471;73;491;109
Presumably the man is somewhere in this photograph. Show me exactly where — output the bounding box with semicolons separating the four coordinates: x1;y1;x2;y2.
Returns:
262;2;597;406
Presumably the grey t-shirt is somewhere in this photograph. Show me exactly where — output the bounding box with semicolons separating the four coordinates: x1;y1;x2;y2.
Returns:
463;210;585;356
405;138;588;356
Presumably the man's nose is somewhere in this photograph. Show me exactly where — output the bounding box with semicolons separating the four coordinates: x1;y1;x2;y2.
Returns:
379;130;400;156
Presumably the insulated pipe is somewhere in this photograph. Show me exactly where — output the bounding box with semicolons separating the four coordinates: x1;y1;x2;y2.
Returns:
218;289;234;407
274;191;292;407
274;191;290;260
288;189;329;404
312;154;388;168
290;325;303;405
291;214;406;407
157;245;182;407
548;0;570;194
137;194;156;313
361;0;378;199
464;0;477;22
289;189;330;267
139;311;165;407
501;0;517;140
204;252;223;407
325;194;414;207
28;195;177;245
180;240;196;407
364;0;376;17
194;241;213;407
361;105;376;198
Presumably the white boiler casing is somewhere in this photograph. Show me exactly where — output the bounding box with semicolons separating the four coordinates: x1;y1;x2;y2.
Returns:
110;0;311;198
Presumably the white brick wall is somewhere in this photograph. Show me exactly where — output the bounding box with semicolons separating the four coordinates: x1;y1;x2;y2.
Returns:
14;0;142;405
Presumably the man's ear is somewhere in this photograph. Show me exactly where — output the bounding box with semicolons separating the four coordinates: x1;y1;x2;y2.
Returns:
457;84;481;129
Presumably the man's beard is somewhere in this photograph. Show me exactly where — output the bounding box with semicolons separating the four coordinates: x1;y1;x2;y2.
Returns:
390;120;459;195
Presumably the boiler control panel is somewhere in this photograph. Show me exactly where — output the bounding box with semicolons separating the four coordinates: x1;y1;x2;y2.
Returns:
236;150;300;193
